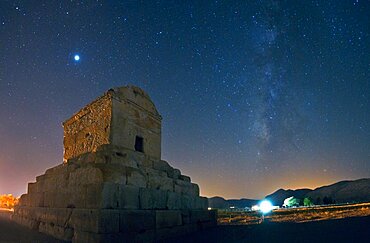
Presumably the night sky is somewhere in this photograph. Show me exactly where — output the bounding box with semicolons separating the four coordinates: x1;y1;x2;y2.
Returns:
0;1;369;199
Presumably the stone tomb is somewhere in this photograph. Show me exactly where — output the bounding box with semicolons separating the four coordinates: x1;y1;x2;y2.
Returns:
13;86;216;242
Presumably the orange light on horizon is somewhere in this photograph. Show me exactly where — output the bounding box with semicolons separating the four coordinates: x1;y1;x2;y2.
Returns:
0;194;19;209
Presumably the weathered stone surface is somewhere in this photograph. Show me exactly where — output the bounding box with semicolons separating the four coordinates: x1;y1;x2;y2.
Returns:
153;160;171;173
63;86;162;162
118;185;140;209
156;210;182;228
174;179;193;195
63;94;112;162
18;194;29;206
126;168;147;187
119;210;155;233
13;86;216;242
27;182;38;194
68;167;103;187
69;209;120;233
148;174;174;191
28;192;44;207
39;221;74;241
180;175;191;182
139;188;167;209
181;195;195;209
167;191;182;210
172;169;181;179
195;196;208;209
85;183;119;209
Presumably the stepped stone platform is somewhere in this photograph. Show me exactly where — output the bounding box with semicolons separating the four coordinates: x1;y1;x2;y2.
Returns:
13;86;216;242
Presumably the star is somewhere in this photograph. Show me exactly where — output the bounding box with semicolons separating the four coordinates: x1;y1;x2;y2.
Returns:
74;54;80;61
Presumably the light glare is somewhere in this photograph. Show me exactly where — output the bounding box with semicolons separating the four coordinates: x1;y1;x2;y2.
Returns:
260;200;273;214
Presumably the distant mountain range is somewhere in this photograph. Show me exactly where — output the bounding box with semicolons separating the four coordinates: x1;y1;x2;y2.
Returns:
208;196;259;209
265;188;312;206
208;178;370;208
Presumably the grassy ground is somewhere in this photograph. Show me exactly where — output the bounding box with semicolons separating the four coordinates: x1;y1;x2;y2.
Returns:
217;202;370;225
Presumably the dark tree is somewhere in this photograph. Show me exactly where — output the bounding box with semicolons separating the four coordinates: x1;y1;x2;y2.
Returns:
323;196;333;205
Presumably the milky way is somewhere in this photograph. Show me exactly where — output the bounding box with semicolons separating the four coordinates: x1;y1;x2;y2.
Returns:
0;1;369;198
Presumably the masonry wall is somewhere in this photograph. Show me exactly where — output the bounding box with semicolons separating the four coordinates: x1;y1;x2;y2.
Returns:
110;97;161;160
63;95;112;162
14;86;216;242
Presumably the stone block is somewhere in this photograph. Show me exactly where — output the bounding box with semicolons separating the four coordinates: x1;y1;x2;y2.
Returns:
42;176;58;192
101;150;139;168
54;172;70;190
167;191;182;210
18;194;29;206
27;183;38;194
153;160;171;173
45;164;67;176
138;158;153;168
66;162;80;174
86;183;119;209
191;183;200;196
148;174;174;191
143;167;167;177
173;169;181;179
28;192;44;207
155;210;182;228
69;186;87;208
12;215;40;230
39;221;74;241
44;191;70;208
69;209;120;234
43;192;54;208
139;188;167;209
119;210;155;233
68;167;103;187
174;179;192;195
97;164;127;184
180;175;191;182
39;208;73;227
126;168;147;188
118;185;139;209
77;152;96;164
36;174;46;182
181;195;195;210
194;196;208;209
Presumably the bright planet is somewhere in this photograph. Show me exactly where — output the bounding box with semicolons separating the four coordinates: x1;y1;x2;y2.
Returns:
74;54;80;61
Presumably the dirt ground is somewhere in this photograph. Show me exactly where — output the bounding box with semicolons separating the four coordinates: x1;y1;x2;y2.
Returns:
169;216;370;243
0;209;66;243
1;209;369;242
218;202;370;225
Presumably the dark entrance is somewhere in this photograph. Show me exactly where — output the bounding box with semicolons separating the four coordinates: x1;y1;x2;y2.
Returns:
135;136;144;152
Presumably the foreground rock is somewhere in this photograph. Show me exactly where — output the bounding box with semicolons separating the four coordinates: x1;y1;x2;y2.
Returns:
13;86;216;242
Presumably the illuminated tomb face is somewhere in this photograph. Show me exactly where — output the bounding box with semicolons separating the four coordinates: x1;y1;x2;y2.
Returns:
62;86;162;162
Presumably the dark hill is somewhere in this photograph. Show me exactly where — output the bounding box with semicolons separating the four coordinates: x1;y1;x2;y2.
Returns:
208;178;370;208
306;178;370;204
265;188;313;206
265;178;370;206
